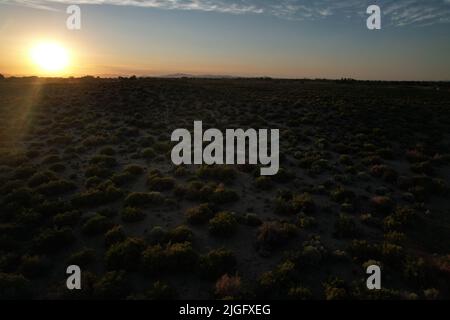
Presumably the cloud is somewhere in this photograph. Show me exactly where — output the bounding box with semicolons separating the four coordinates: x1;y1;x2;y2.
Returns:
4;0;265;14
382;0;450;26
4;0;450;27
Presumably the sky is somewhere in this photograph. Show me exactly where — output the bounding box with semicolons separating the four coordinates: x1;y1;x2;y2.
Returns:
0;0;449;80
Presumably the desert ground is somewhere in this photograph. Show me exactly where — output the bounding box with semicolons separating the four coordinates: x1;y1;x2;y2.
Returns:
0;77;449;299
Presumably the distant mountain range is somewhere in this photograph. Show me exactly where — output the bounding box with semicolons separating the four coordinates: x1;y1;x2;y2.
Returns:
160;73;237;79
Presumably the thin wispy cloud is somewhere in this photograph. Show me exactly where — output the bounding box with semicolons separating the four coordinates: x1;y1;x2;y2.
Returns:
4;0;450;26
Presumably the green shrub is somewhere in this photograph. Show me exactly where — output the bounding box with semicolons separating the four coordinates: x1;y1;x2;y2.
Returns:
124;192;164;207
167;225;193;243
97;208;118;218
300;245;325;267
340;200;354;212
129;281;178;300
174;166;188;177
140;136;155;147
142;242;198;274
121;207;146;223
371;196;394;215
310;159;330;174
145;281;178;300
154;141;172;153
33;227;75;253
272;168;295;183
210;184;239;204
323;278;349;300
99;147;116;156
36;199;72;217
423;288;440;300
273;191;316;215
104;225;125;247
215;274;242;299
297;214;317;229
165;242;198;271
16;209;42;227
13;166;36;180
370;165;398;183
199;248;237;280
186;203;214;224
28;171;56;188
66;248;96;267
208;212;238;237
146;226;168;245
339;155;353;166
256;222;297;251
49;163;66;173
83;135;107;148
331;187;355;203
72;184;123;207
124;164;144;175
111;172;136;186
347;240;381;262
383;207;417;230
402;257;426;284
384;231;406;244
89;155;117;168
0;273;31;299
47;134;73;146
377;148;394;160
333;214;361;239
288;286;313;300
292;193;316;214
243;213;262;227
197;165;236;183
257;260;297;298
18;255;48;278
354;285;403;300
0;252;19;273
273;196;294;215
93;271;129;299
381;242;404;266
141;148;156;159
105;237;146;271
4;188;35;207
147;170;175;191
1;180;24;197
175;181;214;201
254;176;274;190
35;180;76;196
81;214;113;236
41;155;61;165
141;244;167;274
53;211;81;227
85;176;102;189
84;165;113;179
411;161;434;175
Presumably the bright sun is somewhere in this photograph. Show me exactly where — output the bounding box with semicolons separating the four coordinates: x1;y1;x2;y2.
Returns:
30;42;70;74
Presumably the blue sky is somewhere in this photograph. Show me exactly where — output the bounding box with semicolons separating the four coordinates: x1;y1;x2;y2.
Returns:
1;0;449;79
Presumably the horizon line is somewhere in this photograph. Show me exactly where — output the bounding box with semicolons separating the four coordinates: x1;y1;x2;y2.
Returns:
1;74;449;83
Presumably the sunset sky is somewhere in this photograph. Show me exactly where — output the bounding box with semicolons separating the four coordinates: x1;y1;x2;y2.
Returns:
1;0;449;80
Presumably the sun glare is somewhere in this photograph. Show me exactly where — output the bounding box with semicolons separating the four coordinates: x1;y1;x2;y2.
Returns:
30;42;70;74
